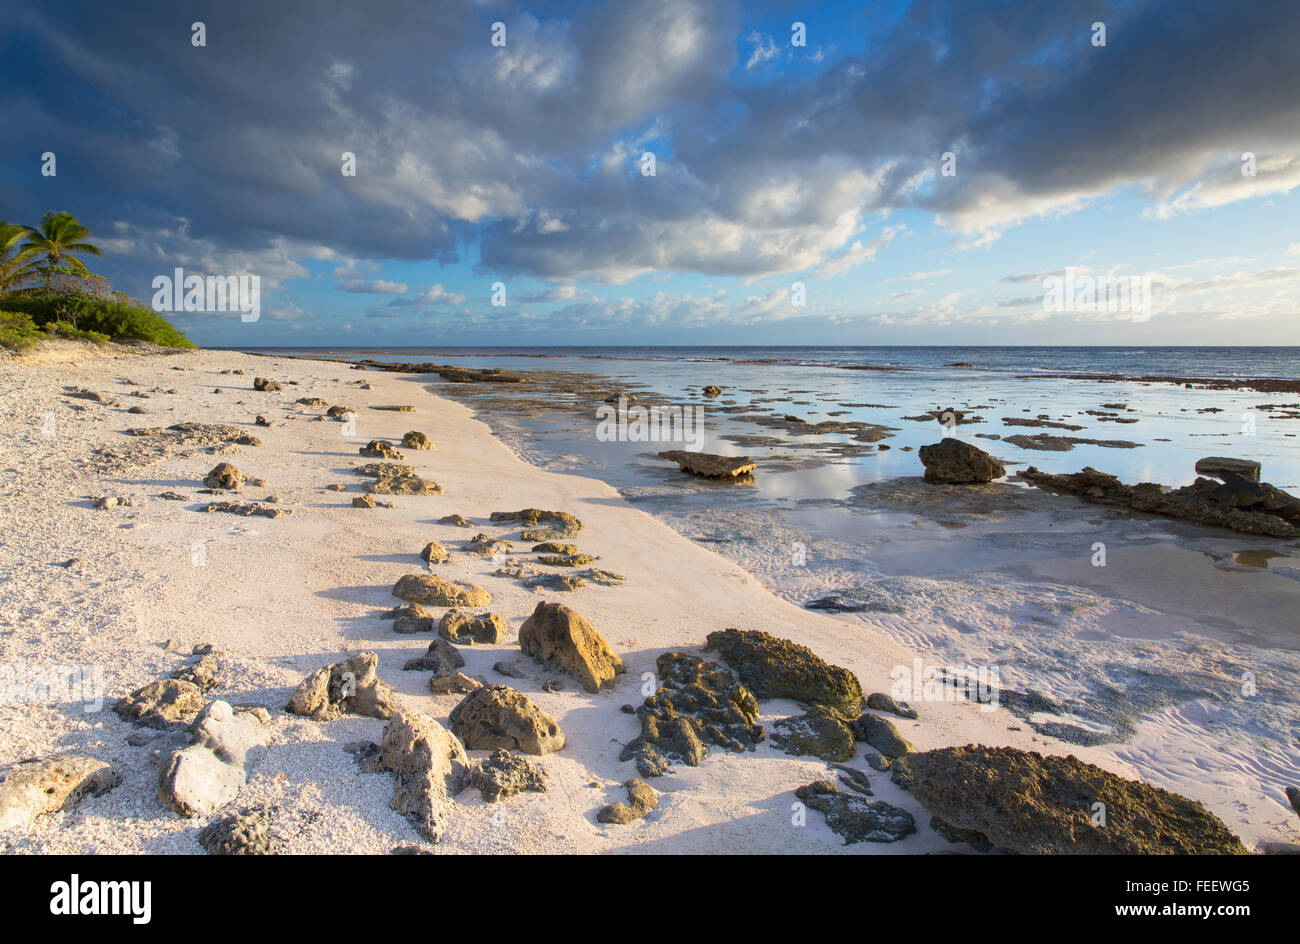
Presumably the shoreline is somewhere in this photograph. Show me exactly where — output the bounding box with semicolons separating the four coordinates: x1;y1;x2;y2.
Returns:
0;341;1292;853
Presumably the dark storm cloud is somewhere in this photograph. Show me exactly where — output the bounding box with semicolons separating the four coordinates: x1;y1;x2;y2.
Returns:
1;0;1297;295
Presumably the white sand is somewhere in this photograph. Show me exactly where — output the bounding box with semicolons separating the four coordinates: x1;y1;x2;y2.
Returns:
0;342;1279;853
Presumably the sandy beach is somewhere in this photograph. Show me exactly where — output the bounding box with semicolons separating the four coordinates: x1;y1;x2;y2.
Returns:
0;341;1290;854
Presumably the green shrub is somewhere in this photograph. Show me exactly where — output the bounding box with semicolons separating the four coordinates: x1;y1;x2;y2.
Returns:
0;311;44;352
0;291;194;348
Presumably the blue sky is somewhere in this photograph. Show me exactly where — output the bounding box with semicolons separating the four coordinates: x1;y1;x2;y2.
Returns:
3;0;1298;347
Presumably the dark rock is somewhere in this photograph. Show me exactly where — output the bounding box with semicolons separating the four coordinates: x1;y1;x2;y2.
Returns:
403;638;465;675
852;713;915;758
795;780;916;843
658;450;756;479
199;806;282;855
867;692;918;720
772;707;857;761
918;438;1005;483
705;628;863;716
471;750;548;803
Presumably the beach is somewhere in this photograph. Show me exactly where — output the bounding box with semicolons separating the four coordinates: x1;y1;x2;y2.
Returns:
0;341;1295;854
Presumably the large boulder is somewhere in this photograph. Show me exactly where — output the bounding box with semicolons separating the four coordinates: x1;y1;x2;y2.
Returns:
0;755;120;829
852;712;915;758
905;745;1246;854
705;628;863;716
286;652;395;721
918;438;1005;484
158;701;270;818
449;685;565;755
1195;456;1261;482
380;711;470;843
392;574;491;608
518;601;624;693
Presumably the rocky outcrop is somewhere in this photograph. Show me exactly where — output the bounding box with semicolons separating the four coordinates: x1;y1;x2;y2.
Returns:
285;652;395;721
1194;456;1261;481
114;678;206;729
705;628;863;716
439;513;472;527
359;440;403;460
518;601;624;693
597;779;658;824
470;750;548;803
658;450;756;479
905;745;1246;854
449;685;564;755
354;462;414;478
918;438;1005;484
379;711;470;842
401;431;434;450
1021;465;1300;538
795;780;916;844
621;651;762;777
772;707;856;761
392;573;491;608
0;754;120;828
439;610;508;645
489;508;582;539
364;475;442;496
203;462;244;490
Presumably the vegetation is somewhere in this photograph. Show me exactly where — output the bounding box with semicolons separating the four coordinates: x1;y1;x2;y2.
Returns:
0;211;194;349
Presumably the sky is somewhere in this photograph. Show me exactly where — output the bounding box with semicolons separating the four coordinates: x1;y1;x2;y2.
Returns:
2;0;1298;348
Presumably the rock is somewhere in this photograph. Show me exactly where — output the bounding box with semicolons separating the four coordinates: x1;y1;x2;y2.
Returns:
159;744;245;818
467;535;513;557
359;440;403;459
439;513;472;527
493;660;531;680
401;431;434;450
392;612;436;634
204;500;290;518
379;711;471;842
354;462;414;478
429;673;483;694
393;573;491;608
172;653;222;692
449;685;565;755
470;750;548;803
794;780;916;843
439;609;508;645
704;628;864;716
383;602;428;620
364;475;442;496
531;542;579;555
1286;785;1300;819
597;779;658;824
1195;456;1261;482
489;508;582;538
285;652;395;721
253;377;281;392
538;553;598;567
866;692;918;720
918;438;1005;483
866;753;892;772
772;707;857;761
296;397;328;407
930;814;994;852
852;713;915;758
702;385;722;397
1021;466;1300;538
1004;433;1075;451
326;404;355;419
190;700;270;767
522;572;587;592
254;415;271;427
403;638;466;675
621;651;762;777
518;601;624;693
0;755;120;828
657;450;756;479
199;806;281;855
352;494;381;509
115;678;206;728
420;541;450;564
906;745;1247;854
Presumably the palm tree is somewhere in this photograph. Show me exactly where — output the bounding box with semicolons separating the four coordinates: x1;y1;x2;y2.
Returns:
20;211;102;289
0;221;40;294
